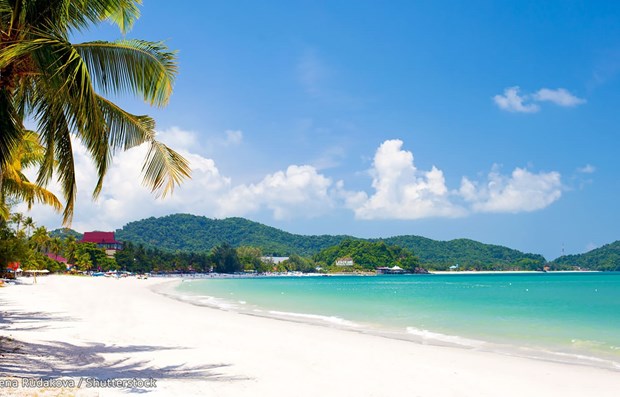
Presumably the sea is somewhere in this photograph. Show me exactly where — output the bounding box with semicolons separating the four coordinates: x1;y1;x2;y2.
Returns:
172;272;620;370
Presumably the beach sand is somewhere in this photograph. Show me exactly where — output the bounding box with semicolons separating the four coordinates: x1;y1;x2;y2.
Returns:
1;275;618;396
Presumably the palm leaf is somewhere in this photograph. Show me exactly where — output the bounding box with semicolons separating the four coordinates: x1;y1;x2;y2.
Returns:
3;178;63;211
142;140;191;198
0;88;22;168
97;94;155;151
75;39;177;107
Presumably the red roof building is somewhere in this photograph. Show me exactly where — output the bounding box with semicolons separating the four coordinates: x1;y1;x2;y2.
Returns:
46;253;68;263
81;231;123;253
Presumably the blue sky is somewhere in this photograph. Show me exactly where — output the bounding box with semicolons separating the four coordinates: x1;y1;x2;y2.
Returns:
26;1;620;260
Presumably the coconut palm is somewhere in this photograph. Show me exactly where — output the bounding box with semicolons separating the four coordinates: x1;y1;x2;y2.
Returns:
9;211;23;232
0;0;190;224
1;131;63;220
49;236;62;256
63;234;77;263
23;216;34;237
30;225;49;253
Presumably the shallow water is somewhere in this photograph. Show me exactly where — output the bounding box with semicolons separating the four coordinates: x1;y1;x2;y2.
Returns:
174;272;620;369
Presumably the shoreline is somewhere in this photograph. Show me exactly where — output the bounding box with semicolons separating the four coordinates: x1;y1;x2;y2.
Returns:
168;276;620;372
1;275;619;396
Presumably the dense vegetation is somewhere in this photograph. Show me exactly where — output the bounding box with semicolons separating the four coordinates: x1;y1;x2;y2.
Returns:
116;214;349;256
112;214;550;269
11;213;620;273
549;241;620;271
313;239;422;272
379;236;548;270
0;214;112;275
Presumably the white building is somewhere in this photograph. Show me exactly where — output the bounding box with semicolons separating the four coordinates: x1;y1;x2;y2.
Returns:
335;257;354;267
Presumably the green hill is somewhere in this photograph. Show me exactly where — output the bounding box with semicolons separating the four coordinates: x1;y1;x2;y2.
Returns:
115;214;349;256
112;213;547;269
380;236;547;270
49;228;82;240
549;241;620;271
314;239;422;272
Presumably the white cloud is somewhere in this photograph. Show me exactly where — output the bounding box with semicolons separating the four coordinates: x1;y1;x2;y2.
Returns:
350;140;466;220
19;128;338;230
577;164;596;174
19;136;232;232
532;88;586;107
494;86;585;113
157;127;200;151
18;133;567;231
493;86;540;113
459;166;562;213
218;165;335;220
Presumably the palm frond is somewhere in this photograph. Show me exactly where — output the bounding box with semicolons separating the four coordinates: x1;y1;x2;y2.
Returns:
25;36;109;203
103;0;141;34
97;94;155;151
75;39;177;107
31;94;76;225
142;140;191;198
0;88;23;168
3;178;62;211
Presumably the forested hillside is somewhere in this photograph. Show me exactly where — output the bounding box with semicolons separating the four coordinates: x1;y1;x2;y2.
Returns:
380;236;547;270
110;214;550;269
115;214;349;256
550;241;620;271
313;239;422;272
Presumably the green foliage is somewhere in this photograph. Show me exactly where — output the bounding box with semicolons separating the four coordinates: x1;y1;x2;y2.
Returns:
313;239;420;272
550;241;620;271
49;228;83;240
281;254;317;273
114;214;554;269
0;219;29;267
380;236;547;270
211;243;242;273
237;246;267;272
75;242;114;272
115;241;212;273
116;214;350;256
0;0;190;224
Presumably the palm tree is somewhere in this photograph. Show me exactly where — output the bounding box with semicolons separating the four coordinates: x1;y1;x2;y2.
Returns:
63;234;77;263
49;236;62;256
30;225;49;253
0;0;190;224
9;212;23;232
23;216;34;238
1;131;63;219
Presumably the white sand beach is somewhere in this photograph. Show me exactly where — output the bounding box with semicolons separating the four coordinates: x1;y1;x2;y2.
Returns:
1;275;619;396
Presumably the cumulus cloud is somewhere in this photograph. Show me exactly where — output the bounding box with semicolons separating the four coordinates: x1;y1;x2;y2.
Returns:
219;165;335;220
19;132;567;231
350;140;466;220
19;128;337;230
493;86;540;113
494;86;585;112
19;136;232;232
532;88;586;107
459;166;562;213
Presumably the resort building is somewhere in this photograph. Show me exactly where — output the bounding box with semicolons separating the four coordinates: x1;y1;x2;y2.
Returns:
335;257;354;267
376;266;405;274
81;231;123;257
46;253;74;271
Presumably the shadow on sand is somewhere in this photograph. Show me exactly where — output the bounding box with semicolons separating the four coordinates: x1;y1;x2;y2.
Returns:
0;298;247;387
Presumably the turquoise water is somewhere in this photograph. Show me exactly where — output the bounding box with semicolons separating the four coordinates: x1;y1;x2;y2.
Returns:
174;272;620;368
